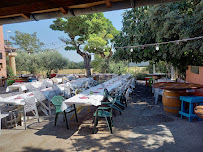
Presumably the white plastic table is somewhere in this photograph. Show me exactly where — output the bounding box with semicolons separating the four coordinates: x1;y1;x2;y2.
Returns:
6;83;27;92
61;74;131;111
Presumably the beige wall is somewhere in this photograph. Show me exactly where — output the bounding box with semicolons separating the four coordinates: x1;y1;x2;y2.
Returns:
186;65;203;94
0;26;6;77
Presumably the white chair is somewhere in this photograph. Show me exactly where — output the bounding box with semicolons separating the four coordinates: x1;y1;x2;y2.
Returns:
51;78;58;85
0;103;9;135
43;80;53;88
52;85;62;95
62;76;69;84
154;88;164;105
20;97;40;130
39;83;47;90
32;90;51;116
25;83;36;92
64;85;72;98
125;88;130;103
84;81;90;90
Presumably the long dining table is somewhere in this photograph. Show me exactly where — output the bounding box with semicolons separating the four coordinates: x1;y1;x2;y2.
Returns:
60;74;131;111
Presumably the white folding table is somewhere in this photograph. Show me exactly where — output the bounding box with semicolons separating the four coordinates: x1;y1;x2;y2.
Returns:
61;74;131;111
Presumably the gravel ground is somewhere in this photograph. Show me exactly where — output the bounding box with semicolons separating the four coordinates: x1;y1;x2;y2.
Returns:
0;81;203;152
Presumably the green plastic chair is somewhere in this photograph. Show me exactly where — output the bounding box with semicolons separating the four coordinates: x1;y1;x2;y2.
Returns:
104;88;124;115
52;96;78;129
7;80;15;86
112;88;127;108
149;78;153;87
93;97;117;134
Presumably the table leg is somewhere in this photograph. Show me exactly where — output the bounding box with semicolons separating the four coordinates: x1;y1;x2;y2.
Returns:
17;105;24;126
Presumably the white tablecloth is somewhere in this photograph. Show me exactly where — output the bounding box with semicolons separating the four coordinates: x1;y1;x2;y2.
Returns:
6;81;53;93
61;74;131;111
67;78;93;89
0;92;35;105
6;84;27;92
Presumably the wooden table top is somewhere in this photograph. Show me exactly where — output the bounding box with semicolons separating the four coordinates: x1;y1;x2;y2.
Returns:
194;105;203;120
148;73;166;76
152;82;203;90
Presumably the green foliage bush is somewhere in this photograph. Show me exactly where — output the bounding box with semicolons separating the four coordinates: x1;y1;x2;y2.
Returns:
15;50;68;77
6;66;14;78
135;73;148;80
109;61;127;75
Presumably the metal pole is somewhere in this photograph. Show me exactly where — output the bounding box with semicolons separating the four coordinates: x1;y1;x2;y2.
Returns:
153;62;156;74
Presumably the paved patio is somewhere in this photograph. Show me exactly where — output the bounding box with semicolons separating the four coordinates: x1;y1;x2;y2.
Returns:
0;81;203;152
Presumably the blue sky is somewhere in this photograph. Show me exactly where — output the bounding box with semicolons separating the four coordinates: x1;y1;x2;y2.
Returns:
3;9;126;62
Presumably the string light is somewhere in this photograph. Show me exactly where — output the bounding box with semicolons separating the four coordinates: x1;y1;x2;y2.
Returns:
155;44;159;51
130;48;133;52
115;36;203;49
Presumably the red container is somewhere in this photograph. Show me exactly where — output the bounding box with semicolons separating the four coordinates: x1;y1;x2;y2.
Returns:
51;74;57;78
15;80;26;83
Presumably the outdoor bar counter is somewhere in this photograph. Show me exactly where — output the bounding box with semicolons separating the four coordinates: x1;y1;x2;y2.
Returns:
153;82;203;116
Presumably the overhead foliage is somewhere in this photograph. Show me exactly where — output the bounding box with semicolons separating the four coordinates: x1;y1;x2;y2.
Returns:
10;31;44;53
50;13;118;77
113;0;203;75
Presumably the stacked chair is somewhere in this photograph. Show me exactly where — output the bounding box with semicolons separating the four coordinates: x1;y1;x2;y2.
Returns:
93;90;117;134
93;77;136;134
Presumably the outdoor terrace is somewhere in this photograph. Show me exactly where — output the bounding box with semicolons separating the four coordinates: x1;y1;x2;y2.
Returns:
0;80;202;152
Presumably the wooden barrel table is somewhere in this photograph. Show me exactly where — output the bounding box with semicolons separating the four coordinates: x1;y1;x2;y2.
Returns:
162;89;188;116
153;82;203;116
194;105;203;120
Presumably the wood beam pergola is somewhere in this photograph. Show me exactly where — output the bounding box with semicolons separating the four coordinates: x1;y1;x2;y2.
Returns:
0;0;122;18
0;0;185;25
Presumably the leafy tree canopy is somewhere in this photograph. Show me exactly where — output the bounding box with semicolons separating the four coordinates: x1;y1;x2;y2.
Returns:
113;0;203;75
10;31;44;53
50;12;118;77
39;50;68;77
15;50;68;76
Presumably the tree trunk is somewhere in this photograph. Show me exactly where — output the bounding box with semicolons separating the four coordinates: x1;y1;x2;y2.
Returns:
83;53;91;77
71;38;92;77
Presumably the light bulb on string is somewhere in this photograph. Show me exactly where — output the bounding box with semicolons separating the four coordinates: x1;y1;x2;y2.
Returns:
94;48;96;50
130;48;133;52
155;44;159;51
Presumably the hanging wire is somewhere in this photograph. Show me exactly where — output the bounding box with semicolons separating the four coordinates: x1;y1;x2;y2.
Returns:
114;36;203;49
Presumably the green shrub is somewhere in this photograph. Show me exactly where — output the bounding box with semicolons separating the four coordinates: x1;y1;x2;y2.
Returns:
109;61;127;75
135;73;148;80
7;66;14;78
